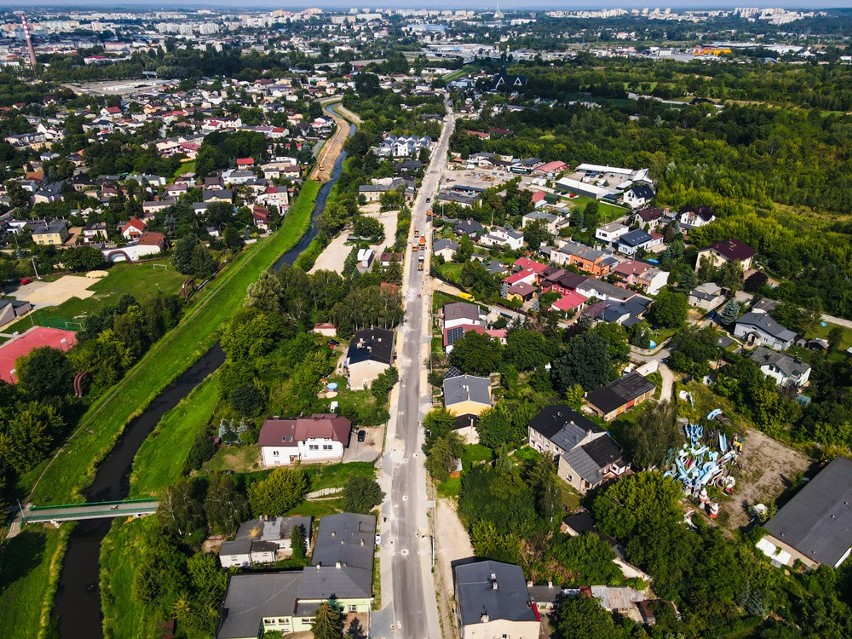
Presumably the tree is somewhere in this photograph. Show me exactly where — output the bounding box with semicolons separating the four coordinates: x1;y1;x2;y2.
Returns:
523;219;552;250
172;235;197;274
190;241;216;279
230;382;267;416
346;618;367;639
668;327;719;377
425;431;464;482
744;271;768;293
223;225;244;251
551;595;626;639
16;346;73;401
592;471;683;541
590;322;630;364
246;269;283;314
63;246;105;272
423;408;457;451
204;472;248;536
157;478;204;536
311;601;344;639
453;235;474;262
628;401;682;469
551;331;614;393
343;475;385;514
504;328;550;371
628;321;652;349
248;466;308;517
291;523;308;561
177;552;228;634
719;299;741;326
0;402;64;473
449;332;502;376
476;406;522;449
649;290;688;329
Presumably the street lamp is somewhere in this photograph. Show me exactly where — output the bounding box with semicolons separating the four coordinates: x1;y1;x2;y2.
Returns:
31;256;40;280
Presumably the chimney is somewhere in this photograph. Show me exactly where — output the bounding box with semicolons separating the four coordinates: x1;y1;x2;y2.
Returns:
480;611;489;623
335;561;342;569
331;531;336;537
490;573;498;590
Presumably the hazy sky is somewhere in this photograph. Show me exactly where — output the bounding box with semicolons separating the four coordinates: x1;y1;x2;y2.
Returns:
6;2;852;10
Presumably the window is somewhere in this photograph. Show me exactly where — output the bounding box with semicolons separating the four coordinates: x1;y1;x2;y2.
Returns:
323;444;333;450
273;450;279;456
566;474;573;482
348;605;357;612
309;444;319;450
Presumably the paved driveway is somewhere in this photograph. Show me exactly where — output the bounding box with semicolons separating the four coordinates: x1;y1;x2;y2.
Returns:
343;426;384;463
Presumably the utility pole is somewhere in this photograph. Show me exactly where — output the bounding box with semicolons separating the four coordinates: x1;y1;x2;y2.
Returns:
31;256;40;280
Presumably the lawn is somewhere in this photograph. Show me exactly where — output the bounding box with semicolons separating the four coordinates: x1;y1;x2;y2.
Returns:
3;259;187;333
435;261;463;287
203;444;261;474
287;497;344;519
0;527;69;639
462;444;493;469
20;180;322;505
100;517;160;639
129;371;220;497
174;160;196;176
443;64;479;82
305;461;376;492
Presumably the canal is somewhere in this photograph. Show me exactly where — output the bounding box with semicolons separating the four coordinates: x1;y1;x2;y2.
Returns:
54;113;355;638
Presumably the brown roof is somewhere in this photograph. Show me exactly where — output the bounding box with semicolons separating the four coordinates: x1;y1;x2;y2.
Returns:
258;414;351;447
138;231;165;247
711;238;755;262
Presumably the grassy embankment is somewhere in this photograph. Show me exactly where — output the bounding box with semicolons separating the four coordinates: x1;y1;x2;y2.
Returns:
20;179;321;506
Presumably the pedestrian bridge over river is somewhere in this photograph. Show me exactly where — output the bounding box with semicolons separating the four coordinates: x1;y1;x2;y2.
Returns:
23;498;159;524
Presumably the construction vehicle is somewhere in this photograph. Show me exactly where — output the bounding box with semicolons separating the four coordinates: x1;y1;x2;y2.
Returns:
419;236;426;249
418;253;425;271
414;229;420;238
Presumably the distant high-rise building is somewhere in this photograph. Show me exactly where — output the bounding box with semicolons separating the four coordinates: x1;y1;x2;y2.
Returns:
20;13;37;70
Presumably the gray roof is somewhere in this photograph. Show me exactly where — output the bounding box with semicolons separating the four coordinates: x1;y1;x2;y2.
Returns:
235;516;312;544
219;539;251;557
587;372;656;415
311;513;375;572
443;375;491;407
444;302;481;322
562;436;623;484
299;564;372;600
433;238;459;253
749;347;810;380
217;572;303;639
737;312;796;342
562;447;604;485
455;560;538;627
764;457;852;567
618;229;653;248
689;282;724;302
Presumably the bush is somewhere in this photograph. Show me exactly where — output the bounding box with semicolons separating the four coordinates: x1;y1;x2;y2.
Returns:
183;428;217;474
342;476;385;513
229;383;267;416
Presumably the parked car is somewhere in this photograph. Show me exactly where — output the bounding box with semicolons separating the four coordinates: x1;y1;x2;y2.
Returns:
357;430;366;442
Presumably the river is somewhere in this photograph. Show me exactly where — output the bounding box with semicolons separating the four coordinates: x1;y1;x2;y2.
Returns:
53;113;355;638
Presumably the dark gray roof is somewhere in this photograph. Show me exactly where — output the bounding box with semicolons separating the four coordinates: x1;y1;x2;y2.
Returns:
587;373;656;415
749;347;810;380
737;312;796;342
235;516;312;543
433;238;459;253
455;560;538;626
311;513;375;572
444;301;481;322
618;229;653;247
299;564;372;600
562;447;604;484
443;375;491;407
764;457;852;567
219;539;251;557
528;404;602;453
347;328;394;366
217;572;303;639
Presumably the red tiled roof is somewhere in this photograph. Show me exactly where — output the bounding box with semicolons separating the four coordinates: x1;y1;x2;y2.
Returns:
551;291;588;312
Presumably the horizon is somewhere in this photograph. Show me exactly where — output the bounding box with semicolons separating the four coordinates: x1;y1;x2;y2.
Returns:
4;1;852;11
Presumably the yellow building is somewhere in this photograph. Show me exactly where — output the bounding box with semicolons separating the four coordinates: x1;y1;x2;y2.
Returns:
31;221;69;246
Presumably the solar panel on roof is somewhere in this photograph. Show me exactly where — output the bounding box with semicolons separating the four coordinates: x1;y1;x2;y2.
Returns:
447;326;465;345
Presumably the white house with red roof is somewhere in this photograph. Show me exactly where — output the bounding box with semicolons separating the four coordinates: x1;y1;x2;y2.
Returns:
236;157;255;168
256;186;290;209
258;414;352;467
121;217;146;240
612;260;670;295
503;269;538;288
253;206;270;231
551;291;589;316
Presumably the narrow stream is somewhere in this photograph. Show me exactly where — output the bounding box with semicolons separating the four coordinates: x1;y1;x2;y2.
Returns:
53;112;356;638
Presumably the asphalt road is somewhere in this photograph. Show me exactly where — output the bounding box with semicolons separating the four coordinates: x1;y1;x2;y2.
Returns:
376;103;455;639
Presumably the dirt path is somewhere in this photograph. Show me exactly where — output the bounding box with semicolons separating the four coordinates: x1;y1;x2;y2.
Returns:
310;105;351;182
724;427;810;529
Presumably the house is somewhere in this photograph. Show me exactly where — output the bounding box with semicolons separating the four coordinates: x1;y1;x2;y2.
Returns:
443;325;508;354
82;222;109;244
632;207;666;230
575;278;635;303
120;217;146;240
616;229;660;256
734;312;796;351
532;160;568;177
0;299;32;328
443;302;486;331
688;282;726;311
454;560;540;639
216;513;376;639
522;210;558;234
479;226;524;251
203;188;233;203
142;199;175;216
552;241;618;277
219;516;313;567
696;238;755;273
443;374;492;428
31;220;69;246
312;322;337;337
137;232;166;252
585;296;652;328
433;238;459;261
622;183;656;209
258;414;351;467
749;347;811;388
345;327;394;389
596;222;629;245
586;373;656;421
611;260;669;295
559;436;627;494
678;205;716;229
756;456;852;569
550;291;588;316
253;206;269;231
450;218;485;238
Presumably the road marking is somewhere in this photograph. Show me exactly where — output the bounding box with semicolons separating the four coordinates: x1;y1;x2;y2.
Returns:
401;549;409;557
402;495;408;501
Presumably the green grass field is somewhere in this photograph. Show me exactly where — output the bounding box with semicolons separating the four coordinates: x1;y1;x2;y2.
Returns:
99;518;160;639
129;371;220;498
3;259;187;333
20;180;321;505
305;461;375;492
0;527;68;639
175;160;196;176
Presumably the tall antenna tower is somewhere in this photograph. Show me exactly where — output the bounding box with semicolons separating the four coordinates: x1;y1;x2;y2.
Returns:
20;14;37;71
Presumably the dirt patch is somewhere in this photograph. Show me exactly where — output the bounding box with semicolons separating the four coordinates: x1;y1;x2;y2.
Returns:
723;427;810;529
15;275;96;306
434;498;473;597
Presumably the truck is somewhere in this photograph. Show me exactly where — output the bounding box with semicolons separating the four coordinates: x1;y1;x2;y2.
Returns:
419;236;426;248
417;253;425;271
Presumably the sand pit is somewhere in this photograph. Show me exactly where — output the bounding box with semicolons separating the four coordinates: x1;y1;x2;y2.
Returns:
17;276;97;306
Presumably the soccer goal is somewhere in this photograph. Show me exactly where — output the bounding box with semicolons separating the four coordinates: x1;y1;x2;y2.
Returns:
152;263;169;271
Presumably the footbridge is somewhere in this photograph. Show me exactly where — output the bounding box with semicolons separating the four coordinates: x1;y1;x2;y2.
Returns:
5;499;159;538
